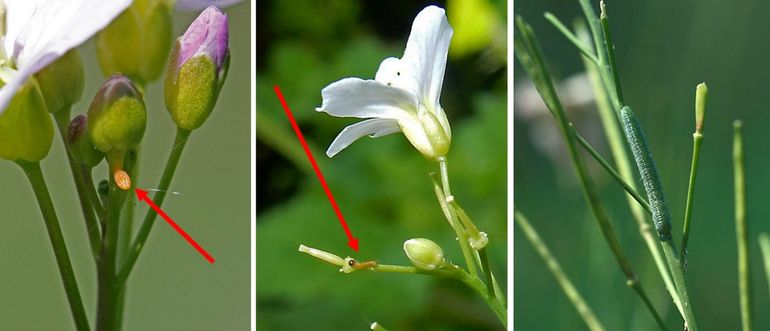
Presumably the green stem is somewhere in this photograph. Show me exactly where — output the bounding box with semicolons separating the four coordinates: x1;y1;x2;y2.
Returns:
599;1;624;107
431;174;480;280
758;233;770;298
733;121;752;331
116;128;191;285
544;12;599;64
681;83;708;267
680;132;703;266
577;9;684;318
515;210;605;331
96;172;127;330
53;111;101;260
18;161;90;331
438;156;452;198
478;248;495;298
573;128;651;213
516;17;666;329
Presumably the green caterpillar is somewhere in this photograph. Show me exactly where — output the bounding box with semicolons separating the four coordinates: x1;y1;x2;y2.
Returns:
620;106;672;241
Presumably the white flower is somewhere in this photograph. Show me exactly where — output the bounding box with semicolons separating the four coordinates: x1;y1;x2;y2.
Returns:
317;5;453;160
175;0;243;12
0;0;131;115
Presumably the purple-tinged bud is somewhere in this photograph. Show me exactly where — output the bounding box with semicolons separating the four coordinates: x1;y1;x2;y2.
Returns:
165;5;230;131
68;115;104;168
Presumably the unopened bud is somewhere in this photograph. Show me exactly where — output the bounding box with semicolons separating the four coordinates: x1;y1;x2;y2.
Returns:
87;74;146;154
0;78;52;162
298;244;345;267
403;238;445;270
67;115;104;168
96;0;173;85
165;5;230;131
35;50;84;114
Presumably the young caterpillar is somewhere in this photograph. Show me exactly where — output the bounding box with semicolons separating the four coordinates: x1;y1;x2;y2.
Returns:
348;259;377;270
620;106;672;241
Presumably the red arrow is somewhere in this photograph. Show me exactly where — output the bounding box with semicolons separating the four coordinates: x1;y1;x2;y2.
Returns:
135;188;215;263
273;86;360;252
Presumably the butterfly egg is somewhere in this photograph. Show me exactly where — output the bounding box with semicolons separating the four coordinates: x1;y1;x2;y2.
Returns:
114;170;131;190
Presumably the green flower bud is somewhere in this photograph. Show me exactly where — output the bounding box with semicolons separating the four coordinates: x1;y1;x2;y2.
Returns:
87;75;147;154
34;50;84;114
67;115;104;168
403;238;446;270
165;5;230;131
0;78;52;162
96;0;173;85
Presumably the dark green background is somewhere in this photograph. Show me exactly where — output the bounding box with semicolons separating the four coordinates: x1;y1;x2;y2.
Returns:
257;0;507;330
0;2;250;329
516;0;770;330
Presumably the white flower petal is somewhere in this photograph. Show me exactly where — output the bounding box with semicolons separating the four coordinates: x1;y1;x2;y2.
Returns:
326;118;401;157
400;5;452;108
175;0;243;12
374;57;421;98
0;0;131;114
317;77;417;120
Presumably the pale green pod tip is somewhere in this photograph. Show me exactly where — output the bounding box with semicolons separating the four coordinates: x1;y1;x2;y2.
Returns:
298;244;345;267
695;83;707;134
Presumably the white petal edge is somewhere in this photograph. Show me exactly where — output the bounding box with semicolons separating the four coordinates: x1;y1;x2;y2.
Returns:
317;77;417;120
326;118;401;158
0;0;131;114
175;0;243;11
400;5;453;108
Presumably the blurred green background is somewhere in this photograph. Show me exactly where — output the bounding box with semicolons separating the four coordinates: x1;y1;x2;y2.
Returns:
515;0;770;330
257;0;507;329
0;2;250;329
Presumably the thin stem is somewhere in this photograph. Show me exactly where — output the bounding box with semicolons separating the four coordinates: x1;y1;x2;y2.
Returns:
96;172;127;331
430;176;480;280
515;210;605;331
577;9;684;318
573;127;651;213
117;128;191;285
18;161;90;331
53;111;101;260
733;121;752;331
478;248;495;298
680;118;705;266
600;1;624;107
516;17;665;328
758;233;770;298
544;12;599;64
438;156;452;198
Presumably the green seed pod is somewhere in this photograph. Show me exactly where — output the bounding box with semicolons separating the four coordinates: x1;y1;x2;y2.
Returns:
0;78;52;162
96;0;172;85
165;5;230;131
67;114;104;168
87;74;146;154
403;238;446;270
34;50;85;114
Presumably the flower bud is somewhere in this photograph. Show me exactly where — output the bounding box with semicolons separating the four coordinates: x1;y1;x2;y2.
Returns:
87;75;147;154
96;0;173;85
403;238;446;270
0;78;52;162
35;50;85;114
67;115;104;168
165;5;230;131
